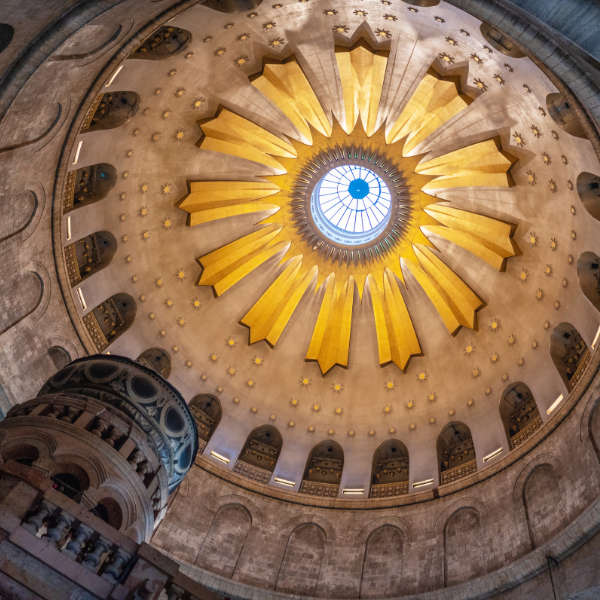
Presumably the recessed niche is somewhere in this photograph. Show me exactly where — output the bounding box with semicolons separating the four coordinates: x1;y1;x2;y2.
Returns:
130;26;191;60
547;93;587;139
0;24;14;54
577;252;600;312
577;172;600;220
550;323;590;390
479;23;525;58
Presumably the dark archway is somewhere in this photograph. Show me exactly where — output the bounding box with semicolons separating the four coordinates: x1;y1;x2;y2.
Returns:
576;173;600;221
65;164;117;212
369;439;409;498
547;93;587;139
577;251;600;311
136;348;172;379
82;91;140;132
189;394;222;453
499;383;542;450
401;0;440;6
130;26;191;60
47;346;71;371
479;23;525;57
83;293;137;351
1;444;40;467
51;464;90;502
550;323;590;390
233;424;283;484
93;497;123;530
66;231;117;286
437;422;477;485
300;440;344;497
0;24;14;54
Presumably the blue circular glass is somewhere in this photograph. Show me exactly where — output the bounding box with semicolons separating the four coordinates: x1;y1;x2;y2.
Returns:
310;165;392;246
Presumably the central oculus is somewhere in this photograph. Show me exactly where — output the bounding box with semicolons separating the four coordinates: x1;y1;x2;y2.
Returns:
310;165;393;246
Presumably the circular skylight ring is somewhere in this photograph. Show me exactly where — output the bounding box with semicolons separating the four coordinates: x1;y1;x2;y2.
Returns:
310;165;393;246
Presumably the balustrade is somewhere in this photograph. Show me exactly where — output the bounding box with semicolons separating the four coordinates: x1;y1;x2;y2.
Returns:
511;415;543;449
232;460;272;484
369;481;409;498
298;480;339;497
440;459;477;485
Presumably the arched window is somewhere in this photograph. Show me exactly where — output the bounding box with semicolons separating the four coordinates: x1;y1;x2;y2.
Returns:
550;323;591;391
499;382;542;449
51;464;90;502
299;440;344;497
65;231;117;286
576;174;600;221
0;24;14;54
202;0;262;13
47;346;71;371
546;93;587;139
189;394;222;453
233;425;282;484
401;0;440;6
577;251;600;310
136;348;172;379
81;91;140;132
129;26;191;60
92;497;123;530
64;164;117;213
82;293;137;352
369;439;409;498
1;444;40;467
479;23;524;58
437;422;477;485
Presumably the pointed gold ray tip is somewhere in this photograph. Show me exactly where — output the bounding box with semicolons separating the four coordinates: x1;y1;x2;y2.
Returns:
178;40;519;374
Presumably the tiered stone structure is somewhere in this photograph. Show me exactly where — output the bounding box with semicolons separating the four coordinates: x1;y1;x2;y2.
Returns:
0;355;215;600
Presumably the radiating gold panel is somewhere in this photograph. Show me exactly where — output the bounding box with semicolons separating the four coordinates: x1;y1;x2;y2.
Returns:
386;69;472;155
368;270;421;371
179;181;282;226
197;224;288;295
306;274;355;374
335;42;388;137
416;138;516;191
198;108;297;172
423;205;520;271
251;58;332;144
402;245;484;335
241;256;316;346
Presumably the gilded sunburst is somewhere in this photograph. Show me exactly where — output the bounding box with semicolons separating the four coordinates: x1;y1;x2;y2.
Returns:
178;40;519;375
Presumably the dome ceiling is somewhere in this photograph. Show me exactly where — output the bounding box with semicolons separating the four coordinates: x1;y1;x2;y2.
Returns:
63;0;600;491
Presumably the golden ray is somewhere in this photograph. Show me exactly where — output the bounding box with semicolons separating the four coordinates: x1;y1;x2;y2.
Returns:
250;57;333;144
306;274;355;374
241;256;317;346
178;181;281;226
197;224;288;296
386;68;473;155
402;245;484;335
368;270;422;371
416;138;516;191
423;205;520;271
198;107;296;172
335;40;388;136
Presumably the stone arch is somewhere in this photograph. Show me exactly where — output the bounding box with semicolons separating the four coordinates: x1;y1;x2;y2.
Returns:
234;424;283;481
370;438;409;497
581;394;600;464
437;422;477;485
275;522;327;596
66;163;117;211
280;513;336;541
189;394;222;452
91;476;137;532
576;175;600;222
136;348;172;379
513;453;567;549
93;496;123;530
479;22;525;58
46;336;79;362
194;503;252;577
359;524;405;598
356;516;412;545
0;429;56;462
84;293;137;350
66;230;117;287
550;322;590;389
0;24;14;54
208;494;261;527
547;92;588;139
51;447;108;490
443;507;485;586
0;189;37;244
499;382;542;450
81;91;140;132
129;26;192;60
